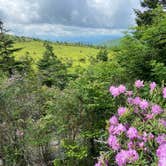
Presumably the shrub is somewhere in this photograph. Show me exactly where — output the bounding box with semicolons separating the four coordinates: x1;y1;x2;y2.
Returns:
96;80;166;166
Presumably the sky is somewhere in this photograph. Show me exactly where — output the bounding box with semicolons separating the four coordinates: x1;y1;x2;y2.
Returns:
0;0;141;44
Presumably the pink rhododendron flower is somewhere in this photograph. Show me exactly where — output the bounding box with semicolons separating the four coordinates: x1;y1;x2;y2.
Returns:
150;82;156;92
115;149;139;166
109;86;115;92
109;116;119;125
128;141;134;149
107;81;166;165
127;149;139;163
115;150;129;166
118;107;127;116
118;85;126;93
145;113;154;120
127;127;138;139
158;157;166;166
109;85;126;97
108;125;115;135
163;87;166;99
109;86;120;97
156;143;166;158
115;124;126;135
139;99;149;110
156;135;166;145
127;97;133;105
159;119;166;127
133;97;141;105
108;135;120;151
109;124;126;135
151;104;163;115
135;80;144;88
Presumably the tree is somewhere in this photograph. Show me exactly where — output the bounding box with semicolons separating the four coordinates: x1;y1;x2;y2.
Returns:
0;21;20;76
38;42;68;89
52;60;126;165
115;5;166;82
96;49;108;62
14;54;33;75
135;0;166;26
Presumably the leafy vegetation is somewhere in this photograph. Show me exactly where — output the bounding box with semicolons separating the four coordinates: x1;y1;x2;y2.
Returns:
0;0;166;165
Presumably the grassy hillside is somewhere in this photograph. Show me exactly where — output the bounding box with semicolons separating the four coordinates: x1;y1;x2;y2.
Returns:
13;40;100;72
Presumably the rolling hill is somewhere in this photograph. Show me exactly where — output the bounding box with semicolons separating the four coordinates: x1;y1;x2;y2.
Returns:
12;36;113;72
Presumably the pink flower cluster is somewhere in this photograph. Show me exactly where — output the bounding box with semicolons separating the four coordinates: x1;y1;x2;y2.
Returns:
108;116;126;151
135;80;144;88
115;149;139;166
127;97;149;110
103;81;166;166
118;107;127;116
127;127;138;139
108;113;157;165
156;143;166;166
127;96;163;120
109;85;126;97
159;119;166;127
150;82;156;92
107;113;141;165
163;87;166;98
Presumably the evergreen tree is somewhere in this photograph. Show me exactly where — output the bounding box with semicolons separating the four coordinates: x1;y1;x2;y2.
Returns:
0;21;20;76
38;42;68;89
14;54;33;75
135;0;166;26
96;49;108;62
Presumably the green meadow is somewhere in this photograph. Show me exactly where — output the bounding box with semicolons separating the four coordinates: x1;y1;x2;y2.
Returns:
13;41;101;71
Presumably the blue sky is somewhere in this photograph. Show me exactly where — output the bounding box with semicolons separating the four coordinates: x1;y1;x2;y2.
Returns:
0;0;141;44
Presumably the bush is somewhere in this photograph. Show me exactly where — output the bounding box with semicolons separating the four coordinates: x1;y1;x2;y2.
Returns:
96;80;166;166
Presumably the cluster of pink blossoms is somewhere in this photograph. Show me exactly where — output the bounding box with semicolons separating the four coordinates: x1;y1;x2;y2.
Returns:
95;80;166;166
115;149;139;166
135;80;144;88
156;134;166;166
109;85;126;97
107;115;155;165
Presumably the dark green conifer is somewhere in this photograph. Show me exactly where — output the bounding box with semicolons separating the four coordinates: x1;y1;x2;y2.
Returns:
0;21;20;76
38;42;68;89
135;0;166;26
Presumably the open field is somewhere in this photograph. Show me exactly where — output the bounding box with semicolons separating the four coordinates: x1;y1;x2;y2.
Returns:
13;41;100;71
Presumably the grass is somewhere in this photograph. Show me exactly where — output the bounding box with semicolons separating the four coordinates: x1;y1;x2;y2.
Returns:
13;40;114;72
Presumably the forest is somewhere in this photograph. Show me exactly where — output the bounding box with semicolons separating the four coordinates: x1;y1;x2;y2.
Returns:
0;0;166;166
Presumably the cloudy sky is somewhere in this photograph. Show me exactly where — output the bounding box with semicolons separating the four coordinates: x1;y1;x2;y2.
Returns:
0;0;141;43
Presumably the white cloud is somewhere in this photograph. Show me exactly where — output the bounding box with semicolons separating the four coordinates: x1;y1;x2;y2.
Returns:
0;0;39;23
0;0;141;41
7;22;124;37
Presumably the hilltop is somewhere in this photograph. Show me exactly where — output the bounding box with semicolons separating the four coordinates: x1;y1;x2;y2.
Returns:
11;35;102;72
7;35;115;73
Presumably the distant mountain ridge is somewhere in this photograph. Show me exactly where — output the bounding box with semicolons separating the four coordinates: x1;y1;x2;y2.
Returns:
7;34;102;49
101;38;122;48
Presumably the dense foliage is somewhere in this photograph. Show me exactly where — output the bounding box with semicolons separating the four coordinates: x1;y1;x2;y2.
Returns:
0;0;166;165
38;42;68;89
